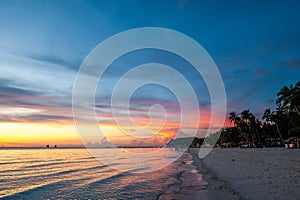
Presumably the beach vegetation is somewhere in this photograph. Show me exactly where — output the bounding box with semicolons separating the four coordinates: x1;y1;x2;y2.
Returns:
208;81;300;148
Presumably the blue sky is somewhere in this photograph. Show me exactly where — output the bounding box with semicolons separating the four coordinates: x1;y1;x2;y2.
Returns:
1;0;300;143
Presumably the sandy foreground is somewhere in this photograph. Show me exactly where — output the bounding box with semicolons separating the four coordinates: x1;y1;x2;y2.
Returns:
190;148;300;200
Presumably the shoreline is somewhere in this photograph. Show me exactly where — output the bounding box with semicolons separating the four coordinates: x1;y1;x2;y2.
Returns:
191;148;300;200
156;150;239;199
189;149;240;199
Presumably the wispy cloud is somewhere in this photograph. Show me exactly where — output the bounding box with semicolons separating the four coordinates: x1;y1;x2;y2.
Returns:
276;59;300;69
0;85;41;97
24;52;81;71
0;114;73;123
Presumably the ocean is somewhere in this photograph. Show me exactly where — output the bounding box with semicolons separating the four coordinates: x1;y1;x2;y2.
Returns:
0;148;212;199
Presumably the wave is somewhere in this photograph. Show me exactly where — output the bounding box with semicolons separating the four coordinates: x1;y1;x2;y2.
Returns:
0;159;46;166
1;168;124;199
21;160;84;169
125;166;151;173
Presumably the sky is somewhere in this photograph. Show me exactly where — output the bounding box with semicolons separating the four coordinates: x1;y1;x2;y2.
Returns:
1;0;300;147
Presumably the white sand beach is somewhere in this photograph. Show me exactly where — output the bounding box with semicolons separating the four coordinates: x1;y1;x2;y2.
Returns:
191;148;300;200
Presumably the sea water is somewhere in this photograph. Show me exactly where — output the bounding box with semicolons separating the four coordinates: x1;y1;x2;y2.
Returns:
0;148;209;199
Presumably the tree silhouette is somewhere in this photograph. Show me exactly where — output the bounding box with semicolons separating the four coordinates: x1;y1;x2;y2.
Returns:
213;81;300;147
263;108;283;143
277;82;300;116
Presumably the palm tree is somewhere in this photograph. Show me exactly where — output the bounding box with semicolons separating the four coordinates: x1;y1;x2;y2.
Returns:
240;110;254;147
262;108;272;123
228;111;240;126
252;118;262;145
294;81;300;115
241;110;252;123
277;82;300;116
228;112;243;145
263;108;284;144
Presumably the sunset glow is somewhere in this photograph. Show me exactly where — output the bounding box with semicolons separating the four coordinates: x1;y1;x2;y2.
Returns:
1;0;300;148
0;103;227;147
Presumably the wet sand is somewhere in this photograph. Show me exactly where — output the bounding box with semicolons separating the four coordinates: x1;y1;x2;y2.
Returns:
191;148;300;200
157;152;239;200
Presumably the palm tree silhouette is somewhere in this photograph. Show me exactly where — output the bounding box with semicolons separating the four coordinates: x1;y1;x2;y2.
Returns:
263;108;283;143
229;111;240;126
277;82;300;116
241;110;253;146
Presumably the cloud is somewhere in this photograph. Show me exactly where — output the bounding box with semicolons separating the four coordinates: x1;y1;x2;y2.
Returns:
19;114;73;122
0;114;15;122
0;85;41;96
0;52;76;97
86;137;116;148
276;59;300;69
24;52;81;71
0;78;41;95
0;79;44;106
0;114;73;123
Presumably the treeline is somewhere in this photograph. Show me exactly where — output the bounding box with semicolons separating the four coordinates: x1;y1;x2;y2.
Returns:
215;81;300;147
